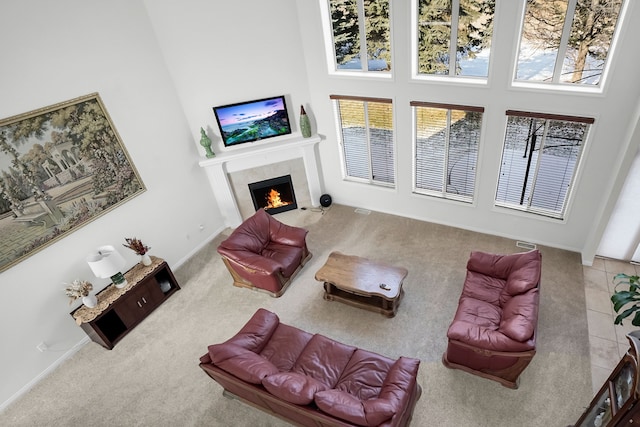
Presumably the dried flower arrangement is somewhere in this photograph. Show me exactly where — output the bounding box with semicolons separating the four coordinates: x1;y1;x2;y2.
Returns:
64;279;93;305
123;237;150;255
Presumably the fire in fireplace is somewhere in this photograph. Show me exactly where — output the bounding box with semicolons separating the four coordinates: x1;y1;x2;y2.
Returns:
248;174;298;215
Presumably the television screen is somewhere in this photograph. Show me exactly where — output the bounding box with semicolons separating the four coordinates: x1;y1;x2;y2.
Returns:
213;95;292;147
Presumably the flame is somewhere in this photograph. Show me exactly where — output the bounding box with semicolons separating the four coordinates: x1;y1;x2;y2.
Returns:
265;188;291;209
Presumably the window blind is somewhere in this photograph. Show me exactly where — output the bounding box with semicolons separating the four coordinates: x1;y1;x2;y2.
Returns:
412;101;483;202
331;95;395;185
496;111;591;218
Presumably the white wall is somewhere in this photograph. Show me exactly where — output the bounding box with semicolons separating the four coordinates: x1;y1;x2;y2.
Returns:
296;1;640;264
0;0;224;408
142;0;313;154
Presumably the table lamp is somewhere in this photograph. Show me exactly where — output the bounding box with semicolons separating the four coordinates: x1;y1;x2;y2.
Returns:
87;245;128;288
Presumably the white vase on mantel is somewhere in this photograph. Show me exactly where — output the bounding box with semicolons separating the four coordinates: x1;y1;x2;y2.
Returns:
141;253;152;266
82;294;97;308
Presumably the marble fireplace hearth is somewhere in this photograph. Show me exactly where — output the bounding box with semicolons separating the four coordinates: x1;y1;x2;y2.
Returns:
198;135;322;227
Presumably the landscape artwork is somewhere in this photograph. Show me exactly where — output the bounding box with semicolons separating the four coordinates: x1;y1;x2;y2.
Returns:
213;96;291;147
0;93;145;273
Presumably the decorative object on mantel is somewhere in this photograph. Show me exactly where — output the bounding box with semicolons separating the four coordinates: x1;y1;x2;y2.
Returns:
0;93;145;274
199;127;215;158
86;245;128;288
300;105;312;138
64;279;96;307
611;273;640;326
123;237;151;266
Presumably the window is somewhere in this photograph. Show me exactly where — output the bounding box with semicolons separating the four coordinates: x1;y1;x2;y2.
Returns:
323;0;391;73
516;0;625;86
496;111;593;219
412;102;483;202
330;95;395;186
415;0;495;78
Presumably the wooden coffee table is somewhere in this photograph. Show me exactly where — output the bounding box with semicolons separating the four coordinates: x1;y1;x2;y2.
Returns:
314;251;408;318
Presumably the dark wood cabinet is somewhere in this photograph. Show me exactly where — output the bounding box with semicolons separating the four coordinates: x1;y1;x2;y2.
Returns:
71;257;180;349
572;331;640;426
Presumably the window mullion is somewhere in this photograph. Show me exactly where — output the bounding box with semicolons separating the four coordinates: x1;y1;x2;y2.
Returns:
553;0;578;83
443;110;451;194
358;0;368;72
449;0;460;76
363;102;373;181
527;120;549;208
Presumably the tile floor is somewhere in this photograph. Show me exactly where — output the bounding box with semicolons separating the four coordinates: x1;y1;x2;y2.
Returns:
585;257;640;394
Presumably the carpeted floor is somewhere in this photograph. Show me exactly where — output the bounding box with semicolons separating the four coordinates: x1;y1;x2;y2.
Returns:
0;204;592;426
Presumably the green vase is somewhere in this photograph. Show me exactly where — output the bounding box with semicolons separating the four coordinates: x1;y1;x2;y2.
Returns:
300;106;311;138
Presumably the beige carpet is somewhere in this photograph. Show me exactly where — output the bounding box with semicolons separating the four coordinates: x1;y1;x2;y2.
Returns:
0;204;592;426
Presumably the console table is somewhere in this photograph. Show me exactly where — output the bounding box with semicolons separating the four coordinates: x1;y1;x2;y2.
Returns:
70;257;180;349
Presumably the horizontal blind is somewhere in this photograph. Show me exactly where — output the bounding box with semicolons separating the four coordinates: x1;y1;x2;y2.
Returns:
496;112;590;218
414;103;482;202
332;95;395;185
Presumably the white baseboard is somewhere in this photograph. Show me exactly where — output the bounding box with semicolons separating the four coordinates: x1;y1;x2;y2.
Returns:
0;337;89;413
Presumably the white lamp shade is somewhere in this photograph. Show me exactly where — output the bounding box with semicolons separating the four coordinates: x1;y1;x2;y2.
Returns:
86;245;126;279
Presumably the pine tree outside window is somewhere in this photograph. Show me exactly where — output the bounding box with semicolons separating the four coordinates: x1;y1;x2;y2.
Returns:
330;95;395;186
412;102;483;202
322;0;392;75
515;0;626;87
414;0;495;79
495;111;593;219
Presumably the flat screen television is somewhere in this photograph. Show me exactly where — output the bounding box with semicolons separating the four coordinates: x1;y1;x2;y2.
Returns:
213;95;292;147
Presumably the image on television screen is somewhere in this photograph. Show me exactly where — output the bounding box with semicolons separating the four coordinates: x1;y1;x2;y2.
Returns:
213;95;291;147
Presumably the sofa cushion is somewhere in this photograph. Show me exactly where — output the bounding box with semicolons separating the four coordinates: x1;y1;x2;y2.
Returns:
499;289;539;342
260;324;313;372
335;349;393;400
209;344;279;384
224;308;280;353
315;390;395;427
262;372;328;405
461;270;504;306
453;296;501;329
262;243;304;278
293;334;357;388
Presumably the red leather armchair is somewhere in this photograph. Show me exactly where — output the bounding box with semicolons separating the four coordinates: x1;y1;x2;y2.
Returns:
217;209;312;297
442;249;541;389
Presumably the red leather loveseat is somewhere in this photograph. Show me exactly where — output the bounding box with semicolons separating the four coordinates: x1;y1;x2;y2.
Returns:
217;209;312;297
442;249;541;389
199;309;422;427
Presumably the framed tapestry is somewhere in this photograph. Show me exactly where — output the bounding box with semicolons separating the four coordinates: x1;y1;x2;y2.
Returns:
0;93;145;273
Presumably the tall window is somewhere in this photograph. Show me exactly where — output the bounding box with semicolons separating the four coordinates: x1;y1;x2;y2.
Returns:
516;0;625;86
496;111;593;219
415;0;495;78
324;0;391;73
331;95;395;186
412;102;483;202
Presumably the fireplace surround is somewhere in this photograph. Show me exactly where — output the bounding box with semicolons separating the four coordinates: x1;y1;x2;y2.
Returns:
198;135;321;227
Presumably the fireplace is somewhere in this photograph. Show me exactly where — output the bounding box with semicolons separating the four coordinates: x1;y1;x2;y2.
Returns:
249;174;298;215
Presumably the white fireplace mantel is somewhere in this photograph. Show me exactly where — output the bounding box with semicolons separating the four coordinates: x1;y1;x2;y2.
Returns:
199;135;322;227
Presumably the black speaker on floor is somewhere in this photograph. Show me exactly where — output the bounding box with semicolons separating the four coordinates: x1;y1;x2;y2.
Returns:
319;194;332;208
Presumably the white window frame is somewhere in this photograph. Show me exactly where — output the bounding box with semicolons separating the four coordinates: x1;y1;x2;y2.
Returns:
412;102;484;203
410;0;494;84
512;0;628;93
320;0;393;79
331;95;396;187
495;110;593;219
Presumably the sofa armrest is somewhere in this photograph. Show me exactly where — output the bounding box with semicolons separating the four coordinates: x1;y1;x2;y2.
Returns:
218;249;285;275
269;221;308;247
447;321;536;352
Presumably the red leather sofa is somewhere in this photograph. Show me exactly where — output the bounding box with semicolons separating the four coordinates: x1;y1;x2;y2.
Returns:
442;249;541;389
217;209;312;297
199;309;422;427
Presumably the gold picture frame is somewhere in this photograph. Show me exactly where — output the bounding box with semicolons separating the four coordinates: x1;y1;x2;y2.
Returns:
0;93;145;273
